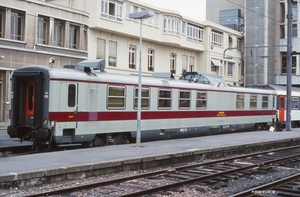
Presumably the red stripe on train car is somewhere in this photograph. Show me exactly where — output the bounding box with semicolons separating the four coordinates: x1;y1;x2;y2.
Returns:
48;110;276;122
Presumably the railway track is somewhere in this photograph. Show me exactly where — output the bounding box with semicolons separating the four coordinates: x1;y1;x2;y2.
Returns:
22;145;300;197
230;173;300;197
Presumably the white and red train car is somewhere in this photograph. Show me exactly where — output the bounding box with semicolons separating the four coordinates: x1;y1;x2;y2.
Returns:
248;84;300;128
7;60;283;149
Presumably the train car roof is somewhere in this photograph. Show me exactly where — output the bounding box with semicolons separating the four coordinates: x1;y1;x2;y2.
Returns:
13;65;277;95
246;84;300;96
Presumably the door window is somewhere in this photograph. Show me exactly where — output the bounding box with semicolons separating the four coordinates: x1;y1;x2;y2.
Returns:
68;84;76;107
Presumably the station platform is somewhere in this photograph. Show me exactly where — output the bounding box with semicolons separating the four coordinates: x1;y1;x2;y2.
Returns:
0;130;32;147
1;129;300;188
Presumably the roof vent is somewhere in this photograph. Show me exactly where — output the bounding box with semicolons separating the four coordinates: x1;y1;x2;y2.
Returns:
75;59;106;73
152;72;175;79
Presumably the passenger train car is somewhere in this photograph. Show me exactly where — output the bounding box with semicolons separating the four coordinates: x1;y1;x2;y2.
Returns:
247;84;300;128
7;59;292;149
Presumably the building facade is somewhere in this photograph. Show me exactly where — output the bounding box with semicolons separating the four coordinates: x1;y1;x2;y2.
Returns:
0;0;89;122
207;0;281;86
244;0;280;86
77;0;243;84
0;0;243;122
207;0;300;88
276;0;300;87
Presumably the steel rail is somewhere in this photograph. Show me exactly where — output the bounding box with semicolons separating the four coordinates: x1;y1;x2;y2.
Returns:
229;173;300;197
119;153;300;197
22;145;300;197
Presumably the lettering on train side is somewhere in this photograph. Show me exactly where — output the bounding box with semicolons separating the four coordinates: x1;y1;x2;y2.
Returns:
217;111;226;117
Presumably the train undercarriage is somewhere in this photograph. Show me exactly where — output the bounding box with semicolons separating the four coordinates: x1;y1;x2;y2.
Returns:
25;121;280;151
8;115;288;152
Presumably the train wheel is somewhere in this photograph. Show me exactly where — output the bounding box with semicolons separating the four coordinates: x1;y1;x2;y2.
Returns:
255;124;263;131
120;135;130;144
93;136;105;147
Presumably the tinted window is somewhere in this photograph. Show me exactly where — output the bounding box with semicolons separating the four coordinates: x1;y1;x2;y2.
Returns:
68;84;76;107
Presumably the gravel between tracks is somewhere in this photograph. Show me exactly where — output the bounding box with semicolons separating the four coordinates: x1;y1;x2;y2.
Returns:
1;165;298;197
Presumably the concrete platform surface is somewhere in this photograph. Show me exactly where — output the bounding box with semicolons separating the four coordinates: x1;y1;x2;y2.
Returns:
1;129;300;176
0;129;32;147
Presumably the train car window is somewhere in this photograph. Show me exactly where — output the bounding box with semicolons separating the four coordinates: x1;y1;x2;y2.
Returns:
236;94;244;109
158;89;171;109
196;91;207;109
250;95;257;109
179;90;191;109
27;84;34;111
107;86;125;109
279;97;285;108
134;88;150;109
68;84;76;107
292;97;299;109
262;96;269;109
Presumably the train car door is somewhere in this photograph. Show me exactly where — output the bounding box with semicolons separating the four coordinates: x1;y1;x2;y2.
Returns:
278;95;285;122
62;83;78;129
10;74;43;129
25;79;35;125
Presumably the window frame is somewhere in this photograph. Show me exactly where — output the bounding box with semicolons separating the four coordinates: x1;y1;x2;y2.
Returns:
53;19;64;47
134;87;150;109
292;96;299;109
227;62;234;76
27;84;34;111
170;53;176;74
211;30;223;47
129;45;136;69
237;38;243;51
10;11;24;41
68;84;76;107
97;38;106;59
69;24;79;49
147;49;154;71
262;95;269;109
182;55;188;74
187;23;204;42
228;36;233;48
107;86;126;109
281;56;296;74
158;89;172;109
163;15;180;35
236;94;244;109
37;16;49;45
109;41;117;67
189;56;195;71
196;91;207;109
101;0;123;22
250;94;257;109
179;90;191;109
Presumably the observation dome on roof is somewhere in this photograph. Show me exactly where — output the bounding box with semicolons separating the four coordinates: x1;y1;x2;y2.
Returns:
179;72;228;87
